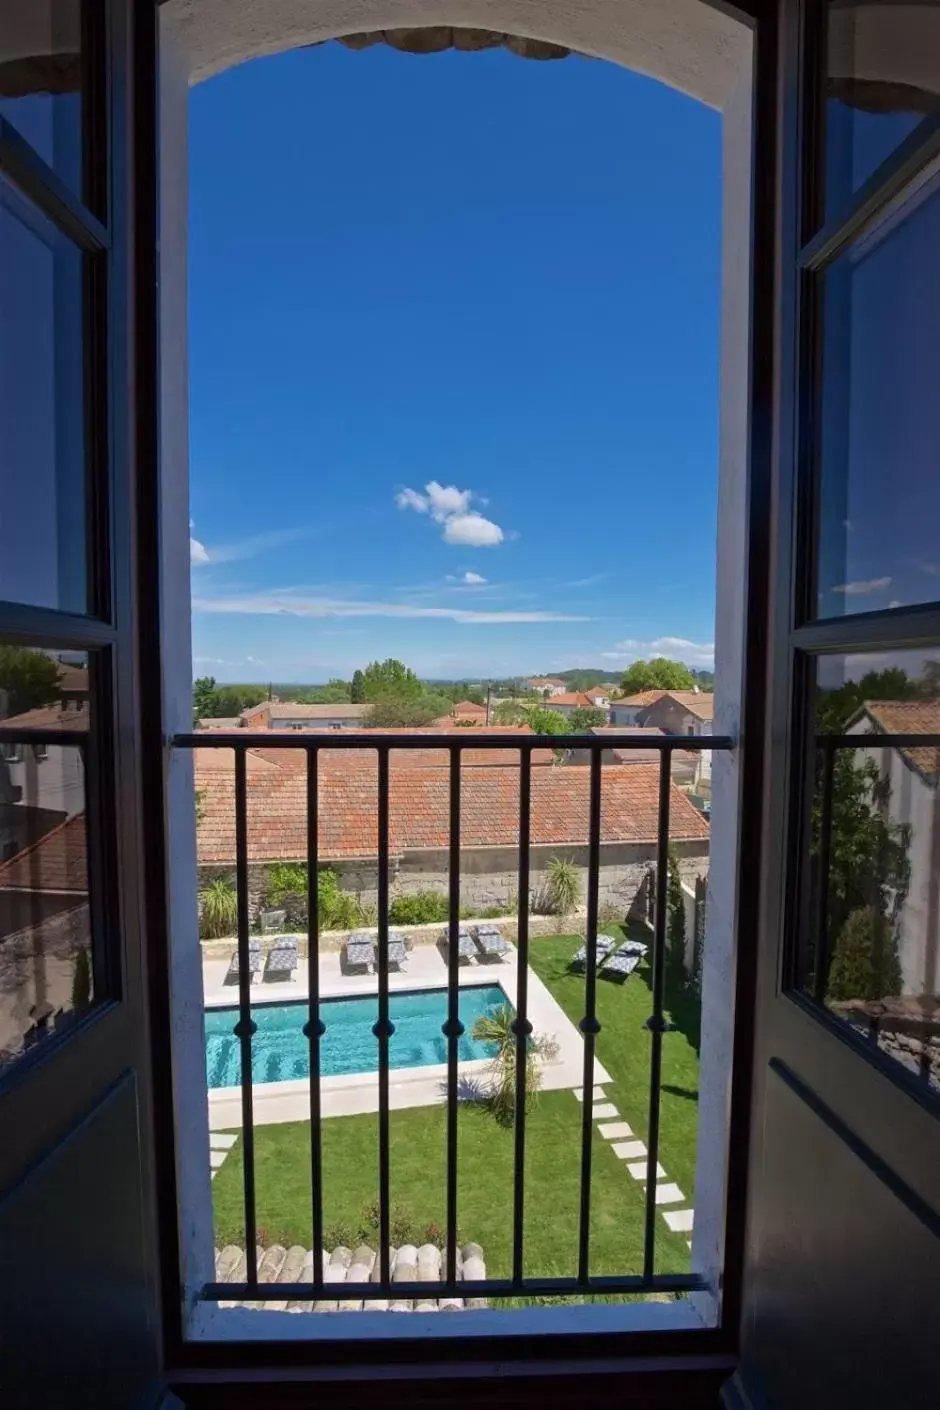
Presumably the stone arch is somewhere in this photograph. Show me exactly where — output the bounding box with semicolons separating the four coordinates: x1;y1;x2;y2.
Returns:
161;0;750;110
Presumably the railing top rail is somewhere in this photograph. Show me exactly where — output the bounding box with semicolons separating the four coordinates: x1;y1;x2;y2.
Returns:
173;730;734;752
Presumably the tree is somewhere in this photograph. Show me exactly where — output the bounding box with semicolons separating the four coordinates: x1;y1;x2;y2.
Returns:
620;657;695;695
492;699;526;725
520;706;567;735
566;706;607;732
360;658;422;701
471;1002;558;1126
817;753;911;953
193;676;219;722
350;669;366;703
828;905;902;1003
815;666;926;735
0;646;62;716
365;694;449;727
666;850;687;981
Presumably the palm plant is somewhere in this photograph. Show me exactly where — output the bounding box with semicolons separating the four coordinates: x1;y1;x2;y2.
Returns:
472;1003;558;1126
544;855;582;915
199;877;238;938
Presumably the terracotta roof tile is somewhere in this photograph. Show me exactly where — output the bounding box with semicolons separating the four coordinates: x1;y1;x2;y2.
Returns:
0;814;88;893
853;700;940;781
195;761;708;864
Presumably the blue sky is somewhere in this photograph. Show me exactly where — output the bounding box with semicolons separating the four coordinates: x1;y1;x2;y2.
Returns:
189;44;721;683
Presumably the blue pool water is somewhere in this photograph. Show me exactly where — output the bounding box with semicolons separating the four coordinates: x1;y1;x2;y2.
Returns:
204;985;509;1089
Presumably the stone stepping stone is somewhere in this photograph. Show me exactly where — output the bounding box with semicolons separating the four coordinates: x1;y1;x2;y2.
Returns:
651;1182;685;1205
611;1140;647;1161
592;1103;620;1120
598;1121;633;1141
627;1160;665;1180
664;1207;695;1233
574;1087;606;1102
210;1149;228;1170
210;1132;238;1150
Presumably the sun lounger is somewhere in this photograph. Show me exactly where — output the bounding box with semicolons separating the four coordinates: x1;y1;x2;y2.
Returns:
569;933;617;972
264;935;299;981
345;932;376;972
440;925;477;963
387;930;407;969
619;938;649;958
600;948;642;982
226;939;261;984
473;924;509;960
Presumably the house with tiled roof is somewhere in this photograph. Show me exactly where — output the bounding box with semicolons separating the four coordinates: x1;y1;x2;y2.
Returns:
526;677;566;696
0;813;88;942
541;692;611;722
846;698;940;997
195;760;708;917
240;701;372;730
609;690;668;725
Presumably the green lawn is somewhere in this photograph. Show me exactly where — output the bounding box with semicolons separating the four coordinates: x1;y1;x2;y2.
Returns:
212;925;700;1280
527;927;701;1198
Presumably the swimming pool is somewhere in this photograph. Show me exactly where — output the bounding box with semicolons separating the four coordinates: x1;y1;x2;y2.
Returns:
204;984;510;1089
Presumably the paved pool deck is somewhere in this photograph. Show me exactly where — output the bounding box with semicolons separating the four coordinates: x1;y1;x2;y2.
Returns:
204;942;609;1127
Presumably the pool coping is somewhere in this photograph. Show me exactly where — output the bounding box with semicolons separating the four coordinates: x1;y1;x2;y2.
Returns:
206;954;609;1126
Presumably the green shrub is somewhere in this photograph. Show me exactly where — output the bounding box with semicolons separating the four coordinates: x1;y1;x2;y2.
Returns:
263;864;366;932
827;905;902;1002
667;850;687;981
389;890;449;925
543;856;582;915
199;877;238;938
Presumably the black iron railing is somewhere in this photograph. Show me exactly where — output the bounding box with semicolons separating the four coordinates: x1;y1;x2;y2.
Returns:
175;728;732;1305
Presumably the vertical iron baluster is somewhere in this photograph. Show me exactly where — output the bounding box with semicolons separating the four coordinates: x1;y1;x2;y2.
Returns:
813;738;836;1004
234;748;258;1284
305;747;324;1293
577;747;603;1283
376;747;391;1285
445;747;461;1285
512;747;532;1286
643;749;672;1282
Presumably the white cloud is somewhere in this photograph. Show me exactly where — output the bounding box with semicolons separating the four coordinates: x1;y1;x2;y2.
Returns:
462;571;487;585
600;636;715;668
193;655;224;664
189;526;309;566
887;600;903;610
395;487;429;514
426;481;471;522
831;576;891;596
192;589;586;625
443;512;504;547
395;482;510;547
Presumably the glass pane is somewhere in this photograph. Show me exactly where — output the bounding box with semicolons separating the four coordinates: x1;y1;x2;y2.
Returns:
795;649;940;1096
824;0;940;215
814;171;940;619
0;176;88;613
0;646;94;1078
0;0;83;197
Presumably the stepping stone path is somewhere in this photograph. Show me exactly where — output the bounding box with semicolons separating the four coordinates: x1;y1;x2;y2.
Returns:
209;1129;237;1180
573;1086;696;1254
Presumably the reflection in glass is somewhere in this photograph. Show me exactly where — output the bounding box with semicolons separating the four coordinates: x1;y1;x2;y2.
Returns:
815;173;940;618
0;0;83;196
825;0;940;212
799;650;940;1092
0;646;92;1077
0;176;88;612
